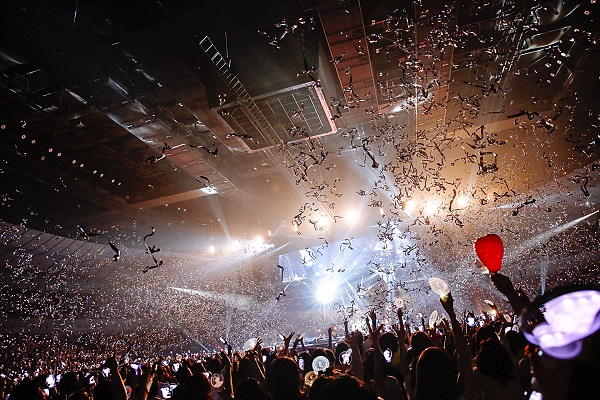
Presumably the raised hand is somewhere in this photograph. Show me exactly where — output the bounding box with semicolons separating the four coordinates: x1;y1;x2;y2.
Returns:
254;338;263;354
397;307;404;321
490;273;515;297
345;330;356;347
283;331;295;345
220;350;231;368
368;309;377;329
366;316;383;349
104;356;119;373
491;273;530;313
282;332;295;356
440;291;455;318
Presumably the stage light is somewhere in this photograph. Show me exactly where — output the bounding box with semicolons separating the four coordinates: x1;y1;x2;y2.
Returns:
456;195;469;208
346;210;360;223
229;241;241;251
315;280;336;304
404;200;416;212
208;245;216;254
254;236;264;246
424;202;438;216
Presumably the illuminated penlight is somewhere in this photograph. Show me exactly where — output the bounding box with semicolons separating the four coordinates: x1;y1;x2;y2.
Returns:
456;196;469;208
293;223;299;232
424;202;438;216
404;200;416;212
315;280;336;304
208;245;216;254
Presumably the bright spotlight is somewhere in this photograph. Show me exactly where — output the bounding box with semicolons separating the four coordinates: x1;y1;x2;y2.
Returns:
424;202;438;216
254;236;264;246
346;210;360;223
456;195;469;208
404;200;416;212
315;280;336;304
208;245;216;254
229;241;241;251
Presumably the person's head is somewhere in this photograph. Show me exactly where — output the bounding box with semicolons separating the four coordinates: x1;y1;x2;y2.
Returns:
183;373;212;400
382;376;403;400
475;325;497;354
334;342;349;366
476;337;514;384
324;348;335;365
235;377;270;400
306;375;334;400
415;347;457;400
58;371;88;400
410;331;434;361
175;365;193;385
310;348;328;364
7;379;45;400
204;356;222;374
268;357;301;400
363;348;376;381
321;374;378;400
298;351;312;372
93;379;112;400
380;331;399;354
505;330;527;358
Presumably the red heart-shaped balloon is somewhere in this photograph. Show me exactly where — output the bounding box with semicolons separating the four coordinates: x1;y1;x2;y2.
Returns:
474;234;504;273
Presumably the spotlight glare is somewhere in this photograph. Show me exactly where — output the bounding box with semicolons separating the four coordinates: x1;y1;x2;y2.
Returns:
230;241;241;251
456;195;469;208
317;215;329;229
405;200;416;212
424;202;438;216
315;280;336;304
347;210;360;223
254;236;264;246
208;245;216;254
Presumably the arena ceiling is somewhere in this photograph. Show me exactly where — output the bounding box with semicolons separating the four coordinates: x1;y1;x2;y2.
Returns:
0;0;598;344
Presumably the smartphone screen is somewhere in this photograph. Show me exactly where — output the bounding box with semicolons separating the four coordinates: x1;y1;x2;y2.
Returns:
298;359;305;370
